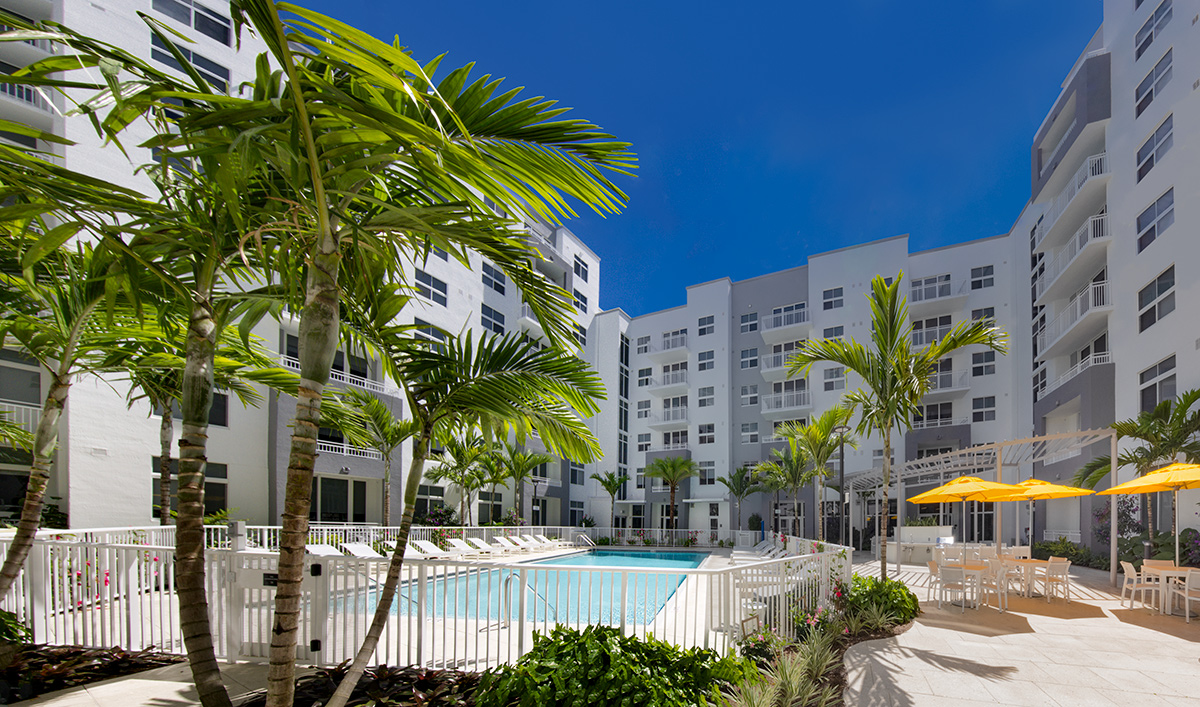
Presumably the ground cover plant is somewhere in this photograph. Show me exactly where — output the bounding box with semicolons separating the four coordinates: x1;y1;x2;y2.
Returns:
240;665;480;707
0;645;182;703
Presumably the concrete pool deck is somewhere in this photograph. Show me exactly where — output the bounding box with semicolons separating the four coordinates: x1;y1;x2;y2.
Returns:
843;553;1200;706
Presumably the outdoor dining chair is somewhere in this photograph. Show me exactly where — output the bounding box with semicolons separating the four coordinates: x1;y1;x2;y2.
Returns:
1169;569;1200;622
980;558;1008;612
1119;561;1160;611
926;561;943;601
938;566;971;613
1041;559;1072;603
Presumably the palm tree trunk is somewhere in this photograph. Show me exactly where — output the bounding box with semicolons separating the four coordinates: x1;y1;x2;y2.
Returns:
793;493;800;539
1146;492;1156;539
324;430;431;707
160;407;173;526
176;302;231;707
382;456;391;526
0;374;69;598
267;244;341;707
669;486;677;531
815;478;823;541
880;428;891;580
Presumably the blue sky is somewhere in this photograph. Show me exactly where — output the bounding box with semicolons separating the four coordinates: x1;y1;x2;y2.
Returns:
306;1;1101;316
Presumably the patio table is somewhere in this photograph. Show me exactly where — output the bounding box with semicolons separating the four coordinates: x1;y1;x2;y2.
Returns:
941;562;986;608
1003;557;1049;597
1141;564;1191;615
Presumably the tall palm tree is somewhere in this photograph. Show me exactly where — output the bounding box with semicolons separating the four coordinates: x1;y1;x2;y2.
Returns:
1073;388;1200;541
757;440;810;538
718;465;763;532
495;443;556;523
426;436;490;525
760;470;787;534
476;452;510;525
590;470;629;527
645;456;698;531
323;330;603;707
788;273;1006;578
777;407;857;542
332;389;417;526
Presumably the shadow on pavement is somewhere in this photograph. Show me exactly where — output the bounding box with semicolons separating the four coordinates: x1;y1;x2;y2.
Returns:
1110;607;1200;642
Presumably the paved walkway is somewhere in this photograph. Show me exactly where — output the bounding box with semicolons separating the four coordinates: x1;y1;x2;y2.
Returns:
844;555;1200;706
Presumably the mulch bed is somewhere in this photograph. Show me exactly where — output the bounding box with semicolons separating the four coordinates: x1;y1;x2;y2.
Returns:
237;665;481;707
0;644;183;704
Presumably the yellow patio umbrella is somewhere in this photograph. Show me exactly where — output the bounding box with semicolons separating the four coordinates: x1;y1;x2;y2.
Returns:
987;479;1094;546
1098;462;1200;565
907;476;1024;543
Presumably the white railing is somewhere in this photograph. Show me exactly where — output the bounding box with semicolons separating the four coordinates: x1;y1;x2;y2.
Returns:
1037;281;1110;354
0;79;49;111
761;352;797;372
1042;529;1081;543
1033;214;1110;301
279;355;399;396
1043;448;1082;465
910;278;966;304
762;309;809;331
1043;351;1112;397
649;441;690;453
656;407;688;424
519;304;537;321
910;416;968;430
927;370;969;392
0;400;39;435
912;324;950;347
1039;117;1078;176
761;390;811;412
316;440;383;459
0;529;851;669
1033;153;1108;250
653;370;688;388
0;23;55;53
658;334;687;353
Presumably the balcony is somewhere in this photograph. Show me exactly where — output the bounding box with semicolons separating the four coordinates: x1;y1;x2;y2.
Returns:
1037;281;1112;361
647;407;689;430
280;355;400;396
647;441;690;454
760;352;799;382
908;278;969;316
0;400;38;437
1041;351;1112;398
760;309;811;344
0;22;55;57
1032;153;1110;253
518;304;543;337
911;324;950;348
924;370;970;400
1033;214;1110;305
646;334;688;362
910;416;969;431
760;390;812;417
0;77;49;112
316;440;382;460
647;370;688;396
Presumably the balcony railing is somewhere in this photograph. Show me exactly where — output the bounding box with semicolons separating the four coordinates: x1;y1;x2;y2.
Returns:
927;370;969;392
280;355;399;396
657;407;688;423
0;23;55;53
0;78;49;111
1043;529;1082;542
652;370;688;388
910;278;966;304
911;325;950;347
1033;214;1109;301
761;352;796;372
648;441;690;453
316;441;382;460
761;390;811;412
0;400;39;436
1042;351;1111;398
762;309;809;331
658;334;687;353
910;416;968;430
1037;281;1110;354
1033;153;1108;251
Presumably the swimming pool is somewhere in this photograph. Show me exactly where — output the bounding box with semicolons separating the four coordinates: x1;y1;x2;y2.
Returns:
356;549;711;624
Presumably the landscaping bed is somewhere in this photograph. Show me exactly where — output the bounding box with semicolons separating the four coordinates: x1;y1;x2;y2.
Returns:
0;645;183;704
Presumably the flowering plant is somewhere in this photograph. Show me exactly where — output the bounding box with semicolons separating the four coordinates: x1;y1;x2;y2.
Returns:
737;626;785;668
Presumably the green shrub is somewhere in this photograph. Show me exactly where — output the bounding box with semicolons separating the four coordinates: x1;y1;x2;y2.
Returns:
1032;537;1110;570
596;536;613;546
838;575;919;625
747;513;763;532
904;517;941;527
0;611;30;644
476;625;752;707
737;626;785;669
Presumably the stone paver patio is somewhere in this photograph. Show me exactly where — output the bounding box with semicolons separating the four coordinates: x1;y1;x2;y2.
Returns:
844;554;1200;706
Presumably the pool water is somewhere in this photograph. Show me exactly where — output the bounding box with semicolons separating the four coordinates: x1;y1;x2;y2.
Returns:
355;549;710;624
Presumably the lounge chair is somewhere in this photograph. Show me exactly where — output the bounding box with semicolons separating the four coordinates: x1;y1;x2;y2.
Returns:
491;536;530;553
449;538;500;558
306;543;344;557
469;538;513;555
533;534;573;549
340;542;386;559
749;540;773;554
412;539;461;558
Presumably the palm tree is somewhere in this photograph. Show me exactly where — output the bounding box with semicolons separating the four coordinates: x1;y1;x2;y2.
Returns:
495;443;556;523
476;453;510;525
1073;388;1200;541
718;465;763;532
788;273;1006;578
426;436;490;525
760;471;787;534
591;470;629;527
332;389;416;526
757;440;810;538
645;456;699;531
323;330;603;707
777;407;857;542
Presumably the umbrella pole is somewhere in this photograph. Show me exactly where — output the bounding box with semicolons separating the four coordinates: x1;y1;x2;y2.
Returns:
1175;488;1180;566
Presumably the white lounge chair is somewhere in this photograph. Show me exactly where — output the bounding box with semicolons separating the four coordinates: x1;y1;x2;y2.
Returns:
412;540;461;558
492;536;530;553
749;540;773;554
469;538;513;555
449;538;499;558
340;542;386;559
306;543;344;557
533;534;572;549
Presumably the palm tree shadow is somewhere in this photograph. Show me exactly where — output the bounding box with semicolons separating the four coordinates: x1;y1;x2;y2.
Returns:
1110;607;1200;642
849;637;1020;707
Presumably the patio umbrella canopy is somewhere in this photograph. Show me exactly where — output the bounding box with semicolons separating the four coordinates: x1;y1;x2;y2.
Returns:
907;476;1024;543
1098;462;1200;565
987;479;1094;547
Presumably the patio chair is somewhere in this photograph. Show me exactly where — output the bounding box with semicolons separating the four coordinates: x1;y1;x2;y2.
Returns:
1119;561;1160;610
749;539;773;554
1169;569;1200;623
926;561;943;601
533;534;572;548
305;543;344;557
941;546;963;563
1041;559;1072;603
1006;545;1030;559
411;540;461;559
491;536;530;553
977;546;998;560
448;538;497;558
340;542;386;559
939;566;970;613
980;559;1008;612
1144;559;1177;568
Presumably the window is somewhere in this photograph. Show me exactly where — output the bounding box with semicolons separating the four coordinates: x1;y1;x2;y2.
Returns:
740;385;758;406
149;34;230;92
636;468;645;489
1140;355;1176;412
662;395;687;421
569;461;585;485
1135;0;1172;60
698;315;714;336
1137;115;1173;182
618;399;629;431
1136;49;1172;117
636;336;650;354
972;396;996;422
912;274;951;300
741;422;759;444
637;368;652;387
1137;188;1174;252
637;433;651;452
573;256;589;282
414;484;445;517
0;356;40;405
771;418;806;440
740;313;758;333
698;461;715;486
481;304;505;334
618;433;628;464
822;287;844;310
152;0;232;45
662;430;687;448
151;459;227;518
572;289;587;313
740;348;758;369
631;503;645;528
698;424;715;444
414;269;447;306
481;261;506;294
915;402;952;426
972;351;996;376
429;246;449;261
823;367;845;392
478;491;503;524
171;391;228;427
636;400;652;419
570;501;586;526
620;334;630;366
913;315;951;346
698;386;714;408
698;350;714;371
970;265;994;290
574;324;588;348
823;326;843;339
971;307;995;322
1138;265;1175;332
